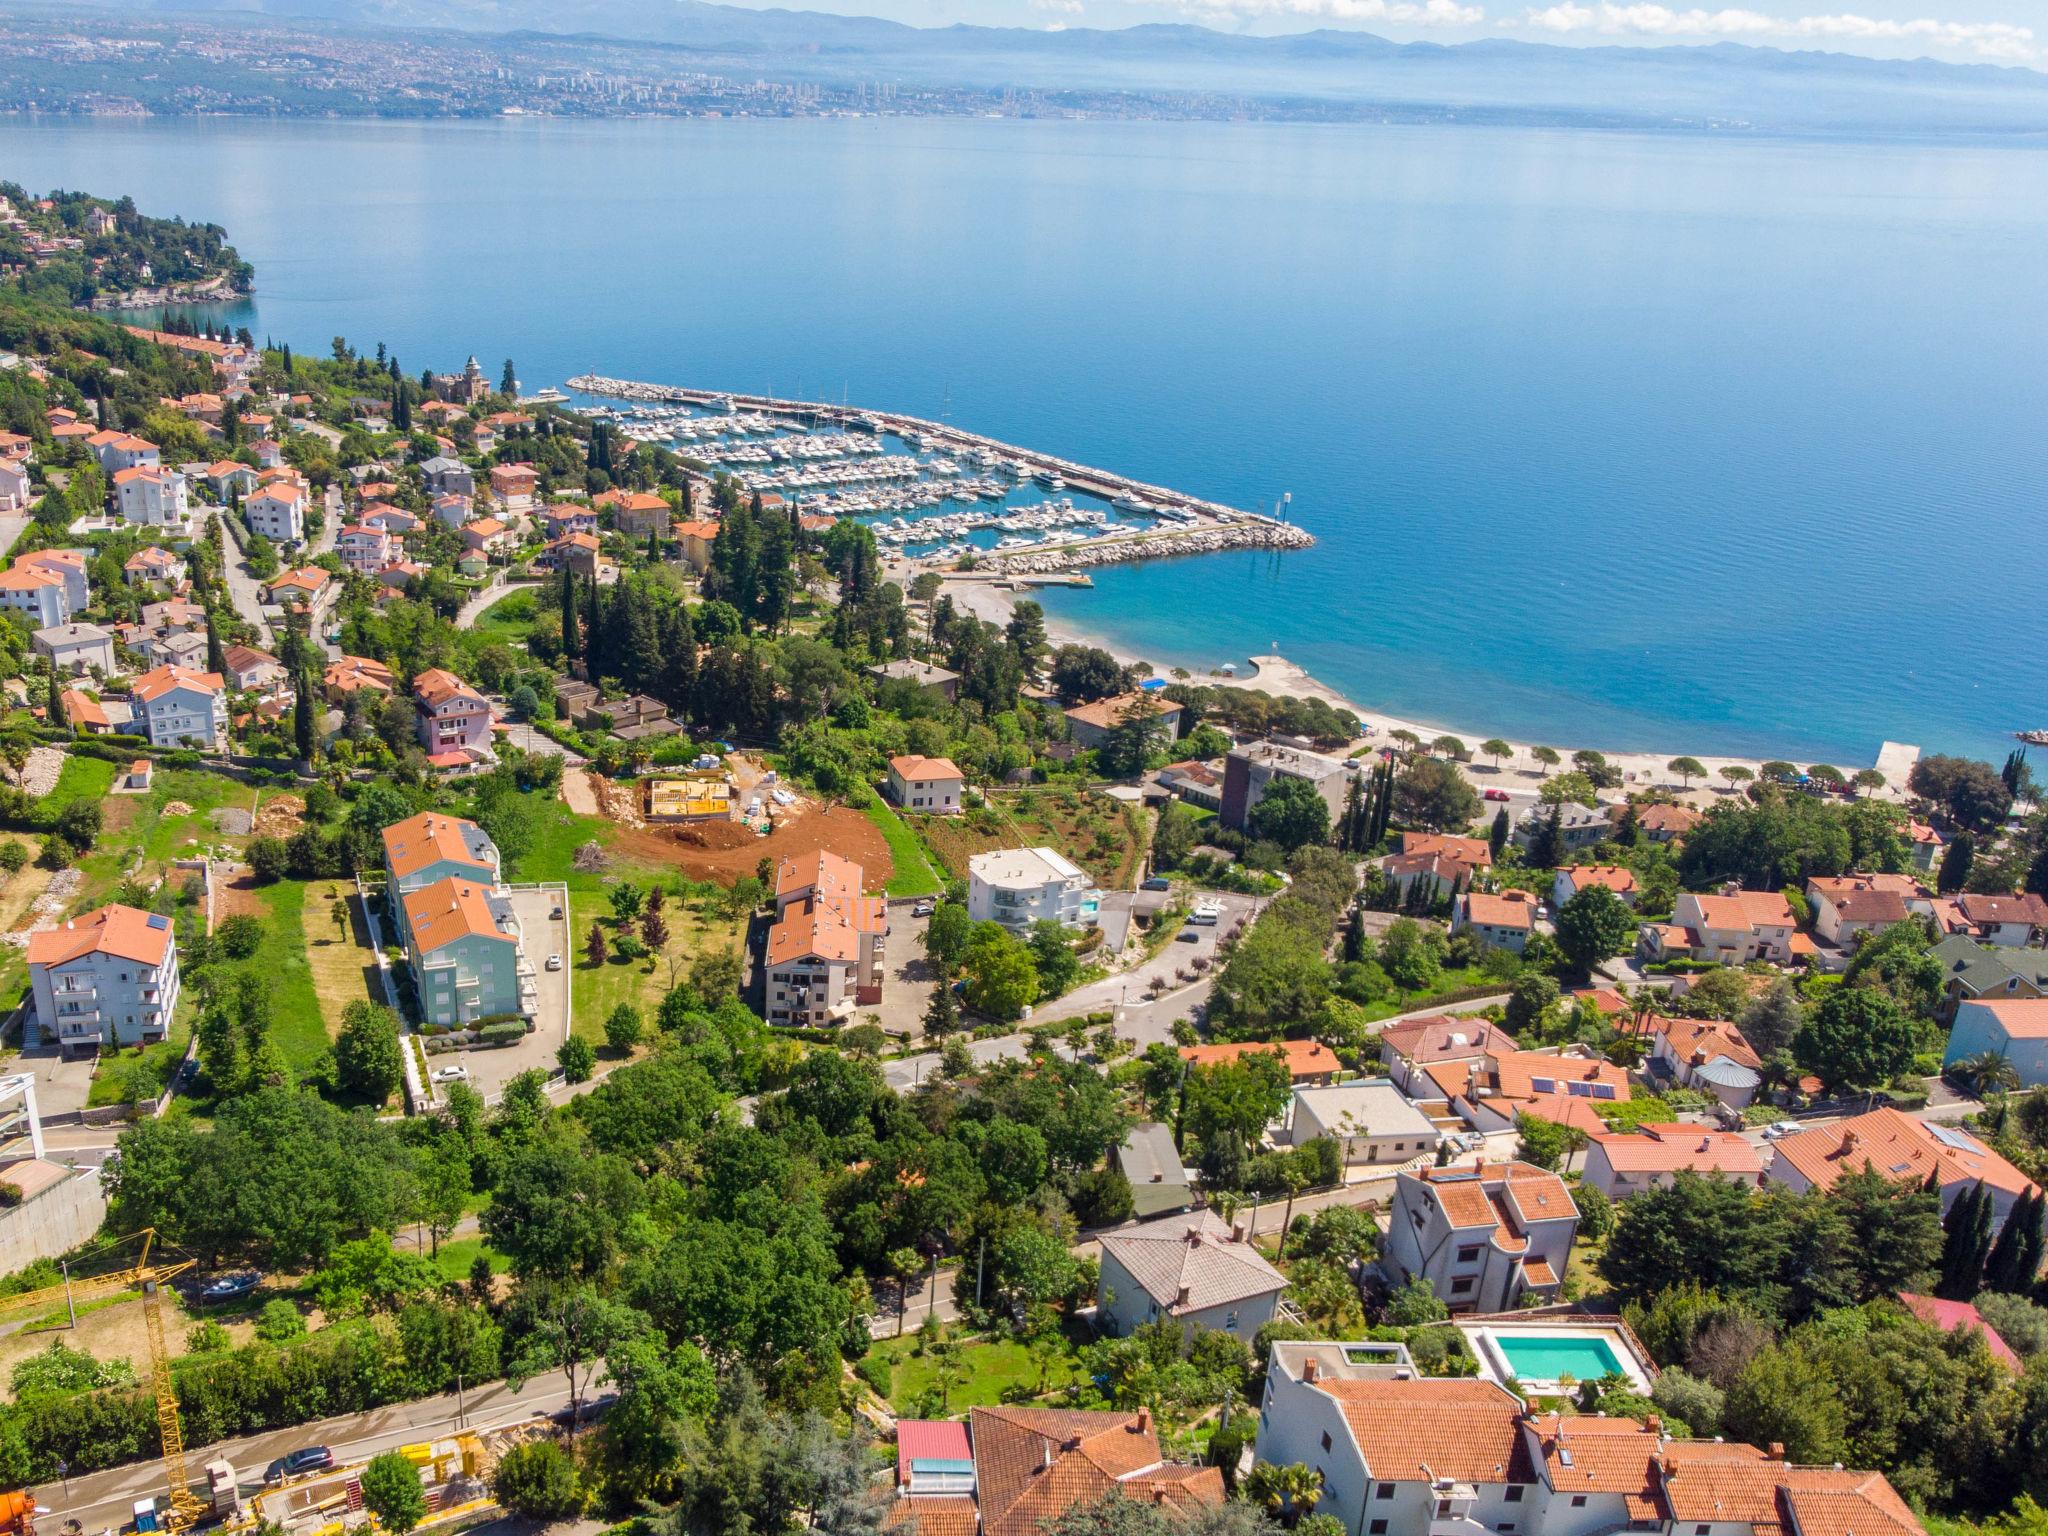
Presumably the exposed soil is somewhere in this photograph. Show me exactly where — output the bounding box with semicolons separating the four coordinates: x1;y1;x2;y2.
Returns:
253;793;306;839
214;868;265;924
609;803;893;888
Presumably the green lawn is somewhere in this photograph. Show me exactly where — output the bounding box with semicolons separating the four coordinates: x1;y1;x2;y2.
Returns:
253;880;328;1070
506;802;620;891
45;753;116;813
429;1236;510;1282
87;1013;191;1107
1356;965;1502;1023
472;591;540;641
866;1330;1084;1416
568;887;745;1044
862;802;945;898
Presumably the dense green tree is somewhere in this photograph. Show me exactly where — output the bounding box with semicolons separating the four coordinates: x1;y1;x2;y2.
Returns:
959;922;1039;1022
332;1000;404;1104
1793;986;1916;1093
1938;1180;1995;1299
492;1441;583;1519
360;1453;427;1534
1554;883;1636;974
1392;755;1481;832
1248;775;1332;851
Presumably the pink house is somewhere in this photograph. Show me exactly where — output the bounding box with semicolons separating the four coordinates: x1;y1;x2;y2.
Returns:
336;523;397;576
413;667;494;766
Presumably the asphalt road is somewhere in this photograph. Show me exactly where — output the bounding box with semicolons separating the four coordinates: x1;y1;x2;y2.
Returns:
48;1373;576;1529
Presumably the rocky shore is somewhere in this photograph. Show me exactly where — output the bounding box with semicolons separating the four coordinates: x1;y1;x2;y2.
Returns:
981;519;1314;576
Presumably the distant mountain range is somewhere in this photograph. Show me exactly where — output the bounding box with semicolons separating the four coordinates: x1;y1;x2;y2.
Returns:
71;0;2048;132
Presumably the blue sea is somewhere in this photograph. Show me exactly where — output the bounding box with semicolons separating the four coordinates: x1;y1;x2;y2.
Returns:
5;115;2045;762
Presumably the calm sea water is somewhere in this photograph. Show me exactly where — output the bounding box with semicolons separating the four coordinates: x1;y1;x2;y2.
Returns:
5;116;2044;761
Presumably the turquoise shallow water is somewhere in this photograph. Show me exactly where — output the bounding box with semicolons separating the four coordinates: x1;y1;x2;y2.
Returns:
4;115;2044;761
1489;1334;1626;1383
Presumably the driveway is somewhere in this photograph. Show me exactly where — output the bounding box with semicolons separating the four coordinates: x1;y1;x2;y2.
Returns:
499;720;585;765
873;901;939;1040
883;1032;1028;1093
441;888;570;1105
6;1042;98;1121
215;510;274;647
1034;888;1256;1035
455;572;515;629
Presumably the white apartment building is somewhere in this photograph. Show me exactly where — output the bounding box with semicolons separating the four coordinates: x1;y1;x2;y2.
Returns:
34;622;115;678
132;665;227;750
967;846;1101;933
244;482;307;543
28;903;181;1053
112;465;191;530
1382;1162;1578;1314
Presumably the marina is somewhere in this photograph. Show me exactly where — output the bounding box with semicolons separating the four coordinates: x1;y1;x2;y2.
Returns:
565;374;1314;572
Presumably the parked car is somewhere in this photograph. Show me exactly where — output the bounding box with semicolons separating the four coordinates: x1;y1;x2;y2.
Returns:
1188;902;1222;925
266;1447;334;1483
550;904;564;920
1140;877;1171;891
910;898;936;917
1762;1121;1805;1141
1483;788;1511;801
1176;928;1201;943
545;954;563;971
197;1271;261;1303
431;1063;470;1084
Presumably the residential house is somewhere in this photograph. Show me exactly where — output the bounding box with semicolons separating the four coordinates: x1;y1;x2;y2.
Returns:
0;561;69;628
1806;875;1917;947
419;456;474;498
413;668;494;768
886;1407;1221;1536
1219;738;1348;831
869;659;961;702
251;438;283;469
1624;801;1701;844
90;431;159;474
131;665;226;749
1383;832;1492;906
381;812;501;943
543;504;599;542
139;598;205;635
220;645;286;695
602;489;670;538
0;458;29;514
110;465;190;531
1377;1016;1519;1097
1096;1209;1287;1341
403;878;532;1027
600;695;679;741
1514;802;1611;853
886;754;965;814
376;561;427;603
336;523;397;576
1898;1293;2024;1370
1382;1161;1578;1313
490;463;537;514
1907;820;1946;873
1766;1105;2039;1225
1417;1046;1629;1136
1156;759;1225;812
1117;1123;1195;1219
325;654;395;701
432;492;476;529
1453;889;1537;954
1286;1080;1441;1167
673;518;721;573
16;550;87;618
967;846;1101;933
1929;934;2048;1022
1638;888;1800;966
1944;998;2048;1088
1179;1038;1343;1086
33;623;114;678
1647;1015;1764;1108
261;567;334;618
243;481;306;543
141;628;209;673
359;504;419;536
461;517;512;557
1552;865;1638;908
1580;1123;1765;1199
764;850;887;1027
61;689;132;735
544;530;605;579
201;460;258;499
1939;893;2048;949
1066;691;1184;755
27;904;180;1053
123;546;181;587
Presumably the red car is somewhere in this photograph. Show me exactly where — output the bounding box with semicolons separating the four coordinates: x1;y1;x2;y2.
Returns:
1483;788;1511;801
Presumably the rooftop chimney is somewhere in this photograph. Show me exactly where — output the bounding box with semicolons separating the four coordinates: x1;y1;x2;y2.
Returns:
1064;1435;1084;1453
1231;1219;1248;1242
1302;1356;1321;1383
1176;1284;1192;1307
1136;1408;1153;1433
1645;1416;1662;1434
1150;1171;1164;1183
1769;1443;1786;1460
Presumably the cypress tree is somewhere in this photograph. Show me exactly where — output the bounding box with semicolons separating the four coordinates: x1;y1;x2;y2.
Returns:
293;667;317;763
1938;1180;1993;1299
1489;806;1510;860
1938;834;1974;895
559;566;579;661
205;607;224;677
923;979;957;1039
45;669;60;722
1983;1189;2031;1295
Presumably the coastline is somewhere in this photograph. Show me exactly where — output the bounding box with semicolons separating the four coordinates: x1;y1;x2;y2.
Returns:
935;575;1922;801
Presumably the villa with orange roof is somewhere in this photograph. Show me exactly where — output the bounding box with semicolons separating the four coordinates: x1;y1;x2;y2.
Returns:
111;464;190;530
765;850;887;1027
201;460;259;498
131;664;225;749
1452;888;1538;954
1581;1122;1765;1199
1419;1045;1629;1135
1944;997;2048;1088
123;546;182;588
1383;831;1492;905
1647;1015;1764;1107
1935;892;2048;949
1766;1104;2039;1224
1806;874;1924;948
1384;1161;1578;1313
0;457;29;515
1378;1015;1519;1095
1552;864;1638;909
243;480;306;543
1627;800;1702;844
1638;887;1799;966
0;555;75;628
261;566;334;618
336;522;396;575
673;518;721;572
89;430;159;474
403;877;532;1026
461;516;512;556
382;811;501;942
886;754;964;814
413;667;494;767
598;488;671;538
490;462;537;513
1178;1037;1342;1085
28;903;181;1053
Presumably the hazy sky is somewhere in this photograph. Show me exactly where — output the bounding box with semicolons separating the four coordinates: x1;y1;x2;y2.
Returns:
719;0;2045;64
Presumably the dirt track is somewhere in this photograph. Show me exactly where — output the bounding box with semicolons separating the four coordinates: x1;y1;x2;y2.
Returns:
607;804;893;888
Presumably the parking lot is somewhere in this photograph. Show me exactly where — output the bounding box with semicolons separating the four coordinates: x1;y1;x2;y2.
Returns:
434;886;572;1105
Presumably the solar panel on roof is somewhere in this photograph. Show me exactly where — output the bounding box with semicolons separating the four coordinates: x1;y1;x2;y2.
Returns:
1927;1124;1980;1151
145;914;169;930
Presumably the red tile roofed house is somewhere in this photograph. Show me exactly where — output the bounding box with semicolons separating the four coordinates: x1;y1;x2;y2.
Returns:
1096;1208;1287;1341
131;664;226;749
381;811;501;944
1553;864;1638;908
1384;831;1492;905
28;903;181;1052
1766;1105;2039;1225
1421;1045;1629;1136
886;754;964;814
324;654;394;701
1898;1293;2023;1370
402;877;529;1027
490;462;538;513
598;488;672;538
1378;1015;1519;1095
1384;1161;1578;1313
764;850;886;1027
1064;691;1184;753
1627;801;1702;844
543;529;605;579
965;1406;1222;1536
1648;1014;1764;1107
413;667;494;766
1641;888;1798;965
359;502;419;535
1944;997;2048;1089
123;545;182;587
1453;888;1538;955
0;559;71;628
261;566;334;616
1581;1122;1765;1199
220;644;286;695
110;464;191;530
889;1418;978;1536
335;522;396;576
1178;1037;1341;1085
461;516;512;555
59;688;126;735
1945;892;2048;949
673;518;721;573
1906;819;1946;873
1806;875;1920;948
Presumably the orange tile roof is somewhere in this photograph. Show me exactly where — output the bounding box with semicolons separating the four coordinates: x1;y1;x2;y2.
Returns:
1958;892;2048;927
1064;691;1177;730
1462;890;1536;929
60;689;108;728
766;898;860;967
404;878;517;956
1380;1015;1518;1065
1177;1038;1340;1080
414;667;485;708
1588;1123;1764;1178
969;1407;1222;1536
885;1498;978;1536
1562;864;1637;893
382;812;494;880
1963;998;2048;1041
1771;1106;2037;1201
1401;832;1491;867
131;664;223;703
28;903;174;968
325;655;394;694
777;848;863;903
1315;1378;1533;1485
1690;890;1796;931
1655;1015;1762;1072
891;754;963;781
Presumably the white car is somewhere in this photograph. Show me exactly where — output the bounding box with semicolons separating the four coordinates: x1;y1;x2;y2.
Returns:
1761;1121;1805;1141
545;953;563;972
430;1064;469;1084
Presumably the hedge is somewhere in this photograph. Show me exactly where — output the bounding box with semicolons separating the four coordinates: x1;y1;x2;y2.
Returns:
479;1022;527;1046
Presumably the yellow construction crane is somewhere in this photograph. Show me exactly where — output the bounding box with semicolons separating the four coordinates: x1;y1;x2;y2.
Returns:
0;1229;204;1531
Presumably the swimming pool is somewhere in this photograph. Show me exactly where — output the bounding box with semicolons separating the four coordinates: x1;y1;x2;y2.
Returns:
1488;1333;1626;1384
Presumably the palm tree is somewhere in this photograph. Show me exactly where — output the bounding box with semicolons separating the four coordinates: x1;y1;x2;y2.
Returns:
1243;1463;1289;1520
1951;1050;2021;1098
